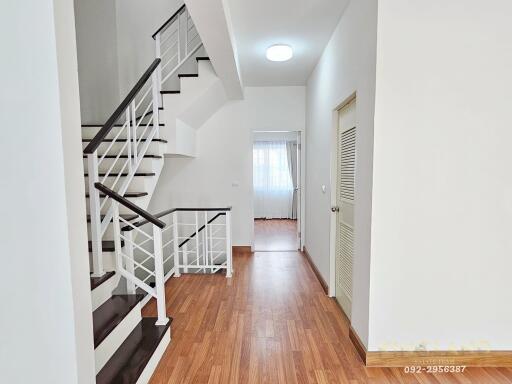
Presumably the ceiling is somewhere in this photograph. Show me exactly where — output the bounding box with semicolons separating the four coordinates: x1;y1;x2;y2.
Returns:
226;0;349;86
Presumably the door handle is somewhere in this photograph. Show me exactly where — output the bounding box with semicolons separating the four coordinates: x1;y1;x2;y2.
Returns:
331;206;339;213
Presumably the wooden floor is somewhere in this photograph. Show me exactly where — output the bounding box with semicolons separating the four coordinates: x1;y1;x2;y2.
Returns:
142;251;512;383
254;219;298;251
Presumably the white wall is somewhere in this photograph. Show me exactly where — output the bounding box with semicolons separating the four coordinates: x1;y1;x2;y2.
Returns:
149;86;305;246
369;0;512;351
54;0;96;380
115;0;182;96
149;100;253;245
254;131;298;142
74;0;120;124
305;0;377;347
0;0;94;382
75;0;192;122
245;87;305;132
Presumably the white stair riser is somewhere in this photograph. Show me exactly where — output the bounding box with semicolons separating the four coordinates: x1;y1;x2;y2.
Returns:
178;61;216;96
84;175;155;194
94;303;142;374
91;274;120;311
82;141;166;156
135;329;171;384
179;74;216;96
83;157;163;174
197;60;216;80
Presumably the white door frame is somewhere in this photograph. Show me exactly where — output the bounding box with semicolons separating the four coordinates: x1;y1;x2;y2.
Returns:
329;93;356;298
251;130;305;251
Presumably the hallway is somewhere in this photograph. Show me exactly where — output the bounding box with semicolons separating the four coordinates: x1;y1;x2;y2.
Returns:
142;251;512;383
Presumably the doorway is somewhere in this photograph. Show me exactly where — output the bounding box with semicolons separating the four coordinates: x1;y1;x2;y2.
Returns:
331;97;356;318
253;131;301;252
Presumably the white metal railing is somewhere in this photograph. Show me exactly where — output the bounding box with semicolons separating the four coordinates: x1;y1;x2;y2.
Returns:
85;59;162;278
154;4;203;90
114;208;169;325
95;183;169;325
172;209;233;277
95;183;232;324
86;3;204;278
126;208;233;282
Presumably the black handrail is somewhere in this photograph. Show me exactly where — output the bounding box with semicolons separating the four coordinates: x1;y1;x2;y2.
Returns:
123;207;231;231
179;212;225;247
83;59;161;154
94;183;165;228
152;4;186;40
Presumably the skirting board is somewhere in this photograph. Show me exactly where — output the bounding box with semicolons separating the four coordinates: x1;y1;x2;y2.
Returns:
349;327;512;367
233;246;252;254
302;246;328;295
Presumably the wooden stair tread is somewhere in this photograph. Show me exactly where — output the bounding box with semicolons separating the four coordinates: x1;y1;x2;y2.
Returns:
93;294;145;348
86;192;148;198
84;172;156;177
82;124;164;128
88;240;125;253
82;154;162;159
90;271;116;290
96;317;171;384
82;138;167;143
178;73;198;78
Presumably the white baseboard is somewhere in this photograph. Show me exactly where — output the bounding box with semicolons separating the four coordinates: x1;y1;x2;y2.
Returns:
91;273;120;311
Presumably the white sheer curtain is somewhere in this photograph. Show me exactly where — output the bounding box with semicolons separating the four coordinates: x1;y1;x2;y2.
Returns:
286;141;298;220
253;141;294;219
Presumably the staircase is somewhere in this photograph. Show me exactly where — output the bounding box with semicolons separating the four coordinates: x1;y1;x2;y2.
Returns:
81;4;232;383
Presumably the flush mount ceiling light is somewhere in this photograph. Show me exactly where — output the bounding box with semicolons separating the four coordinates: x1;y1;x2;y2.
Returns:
266;44;293;62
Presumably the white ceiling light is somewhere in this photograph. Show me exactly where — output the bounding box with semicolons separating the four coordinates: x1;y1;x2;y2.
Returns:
266;44;293;62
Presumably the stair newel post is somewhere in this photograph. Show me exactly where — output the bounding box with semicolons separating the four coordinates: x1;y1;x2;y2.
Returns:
88;153;104;277
131;100;137;164
153;225;169;326
125;108;133;173
112;202;123;274
195;211;200;270
173;211;180;277
203;212;209;273
225;210;233;278
183;243;189;273
209;214;214;272
124;229;136;294
151;70;160;139
154;33;163;99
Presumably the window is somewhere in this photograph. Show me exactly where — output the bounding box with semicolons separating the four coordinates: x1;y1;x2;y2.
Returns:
253;141;294;218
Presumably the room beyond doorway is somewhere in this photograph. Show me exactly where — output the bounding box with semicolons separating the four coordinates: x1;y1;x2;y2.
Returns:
252;131;301;251
254;219;299;251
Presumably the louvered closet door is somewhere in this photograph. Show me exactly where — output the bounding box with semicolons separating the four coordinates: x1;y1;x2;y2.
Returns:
335;98;356;318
